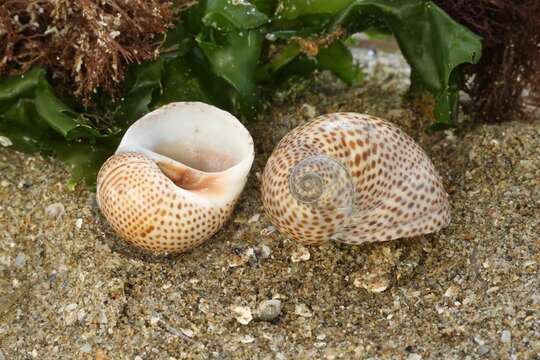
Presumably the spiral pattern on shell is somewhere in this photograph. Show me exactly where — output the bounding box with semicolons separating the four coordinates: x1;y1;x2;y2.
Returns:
289;154;354;216
261;113;451;245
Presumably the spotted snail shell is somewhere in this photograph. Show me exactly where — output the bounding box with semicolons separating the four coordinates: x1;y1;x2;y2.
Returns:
261;113;451;245
97;102;254;253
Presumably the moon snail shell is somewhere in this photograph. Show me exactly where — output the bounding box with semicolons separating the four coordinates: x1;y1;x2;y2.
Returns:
261;113;451;245
97;102;254;253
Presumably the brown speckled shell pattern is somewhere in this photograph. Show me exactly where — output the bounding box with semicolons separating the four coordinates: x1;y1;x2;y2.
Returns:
261;113;451;245
97;152;237;253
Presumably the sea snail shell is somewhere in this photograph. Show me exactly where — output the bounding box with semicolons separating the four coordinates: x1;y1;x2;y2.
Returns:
97;102;254;253
261;113;451;245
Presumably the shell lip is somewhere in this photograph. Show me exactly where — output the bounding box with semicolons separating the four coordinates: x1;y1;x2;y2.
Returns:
131;146;253;175
112;101;255;202
115;101;255;176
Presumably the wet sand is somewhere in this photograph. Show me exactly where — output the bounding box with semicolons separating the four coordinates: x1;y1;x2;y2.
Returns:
0;49;538;359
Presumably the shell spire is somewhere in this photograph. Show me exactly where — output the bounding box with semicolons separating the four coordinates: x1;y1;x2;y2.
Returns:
261;113;450;245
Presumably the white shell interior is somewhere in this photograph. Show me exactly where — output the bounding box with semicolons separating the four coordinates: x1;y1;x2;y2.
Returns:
117;102;254;174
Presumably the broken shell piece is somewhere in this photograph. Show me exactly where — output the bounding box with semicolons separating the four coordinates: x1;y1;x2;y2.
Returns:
228;248;256;268
291;245;311;263
294;303;313;318
353;272;391;293
97;102;254;253
230;305;253;325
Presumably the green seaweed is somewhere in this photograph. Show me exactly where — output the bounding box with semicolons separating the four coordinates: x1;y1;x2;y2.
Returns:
0;0;482;186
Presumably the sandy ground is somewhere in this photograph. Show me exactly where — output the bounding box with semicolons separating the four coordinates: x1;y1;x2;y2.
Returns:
0;49;539;360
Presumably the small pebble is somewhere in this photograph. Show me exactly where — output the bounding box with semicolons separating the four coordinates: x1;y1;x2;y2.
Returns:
478;345;490;356
239;335;255;344
407;354;422;360
247;213;261;223
17;179;32;189
75;218;83;230
150;316;160;326
444;285;460;299
99;312;108;324
0;136;13;147
80;343;92;353
1;180;9;187
260;226;276;236
473;336;485;346
294;303;312;318
500;330;511;343
65;303;77;311
161;322;187;338
180;328;194;338
354;272;390;293
265;33;276;41
256;299;282;321
258;244;271;259
444;129;457;141
228;248;256;268
14;253;26;268
231;305;253;325
291;246;310;263
301;103;317;118
45;202;65;218
486;286;500;294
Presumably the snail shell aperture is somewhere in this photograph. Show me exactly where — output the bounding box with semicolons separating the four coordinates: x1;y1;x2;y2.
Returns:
97;102;254;253
261;113;451;245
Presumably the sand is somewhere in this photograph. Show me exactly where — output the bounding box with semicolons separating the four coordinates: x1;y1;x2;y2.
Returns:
0;48;538;359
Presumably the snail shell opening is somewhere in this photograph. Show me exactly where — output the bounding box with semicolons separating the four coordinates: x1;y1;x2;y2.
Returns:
115;102;253;194
97;102;254;253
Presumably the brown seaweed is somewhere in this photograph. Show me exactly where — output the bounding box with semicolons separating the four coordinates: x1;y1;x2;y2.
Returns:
0;0;173;105
435;0;540;122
